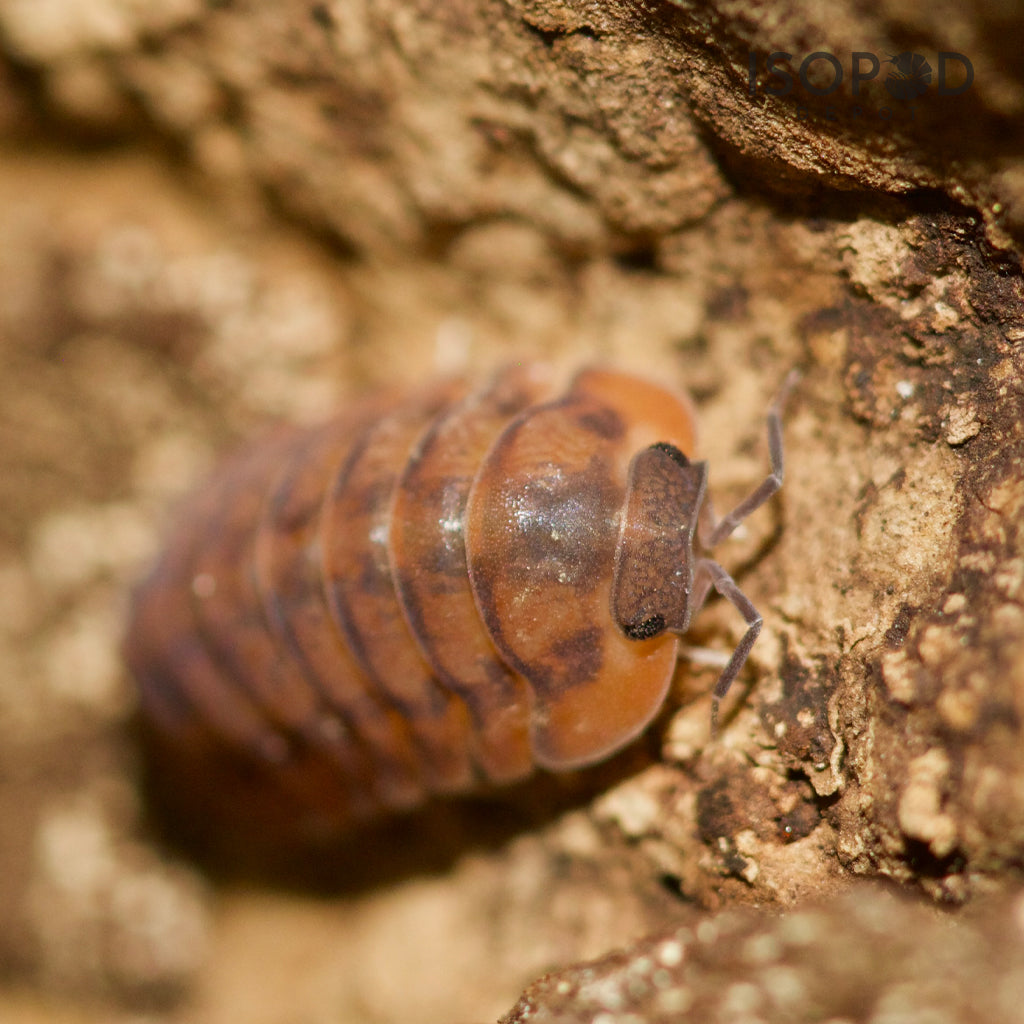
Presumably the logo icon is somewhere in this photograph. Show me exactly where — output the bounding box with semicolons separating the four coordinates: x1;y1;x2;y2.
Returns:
884;52;933;101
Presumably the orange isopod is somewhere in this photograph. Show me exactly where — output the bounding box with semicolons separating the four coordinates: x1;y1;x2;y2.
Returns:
124;365;791;839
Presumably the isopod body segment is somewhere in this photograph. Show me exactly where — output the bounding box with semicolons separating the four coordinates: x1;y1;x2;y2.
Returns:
125;365;790;836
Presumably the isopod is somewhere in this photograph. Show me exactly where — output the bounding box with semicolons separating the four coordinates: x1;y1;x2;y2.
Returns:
125;365;792;838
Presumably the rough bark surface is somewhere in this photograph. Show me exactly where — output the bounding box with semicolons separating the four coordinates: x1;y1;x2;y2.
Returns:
501;886;1024;1024
0;1;1022;1022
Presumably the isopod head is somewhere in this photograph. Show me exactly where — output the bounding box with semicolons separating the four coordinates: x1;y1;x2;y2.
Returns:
612;441;707;641
466;365;791;768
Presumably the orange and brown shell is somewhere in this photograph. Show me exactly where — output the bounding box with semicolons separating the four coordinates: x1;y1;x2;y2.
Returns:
124;366;699;840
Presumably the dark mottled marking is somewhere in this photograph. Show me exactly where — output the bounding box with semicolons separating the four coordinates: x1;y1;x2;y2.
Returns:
885;603;916;648
548;626;604;688
576;407;626;440
310;3;334;29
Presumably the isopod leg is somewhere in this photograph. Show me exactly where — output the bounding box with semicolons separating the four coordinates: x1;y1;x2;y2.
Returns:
689;558;763;734
698;371;797;550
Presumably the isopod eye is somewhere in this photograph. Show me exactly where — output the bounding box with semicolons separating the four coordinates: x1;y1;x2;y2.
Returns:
612;443;709;638
622;614;667;640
